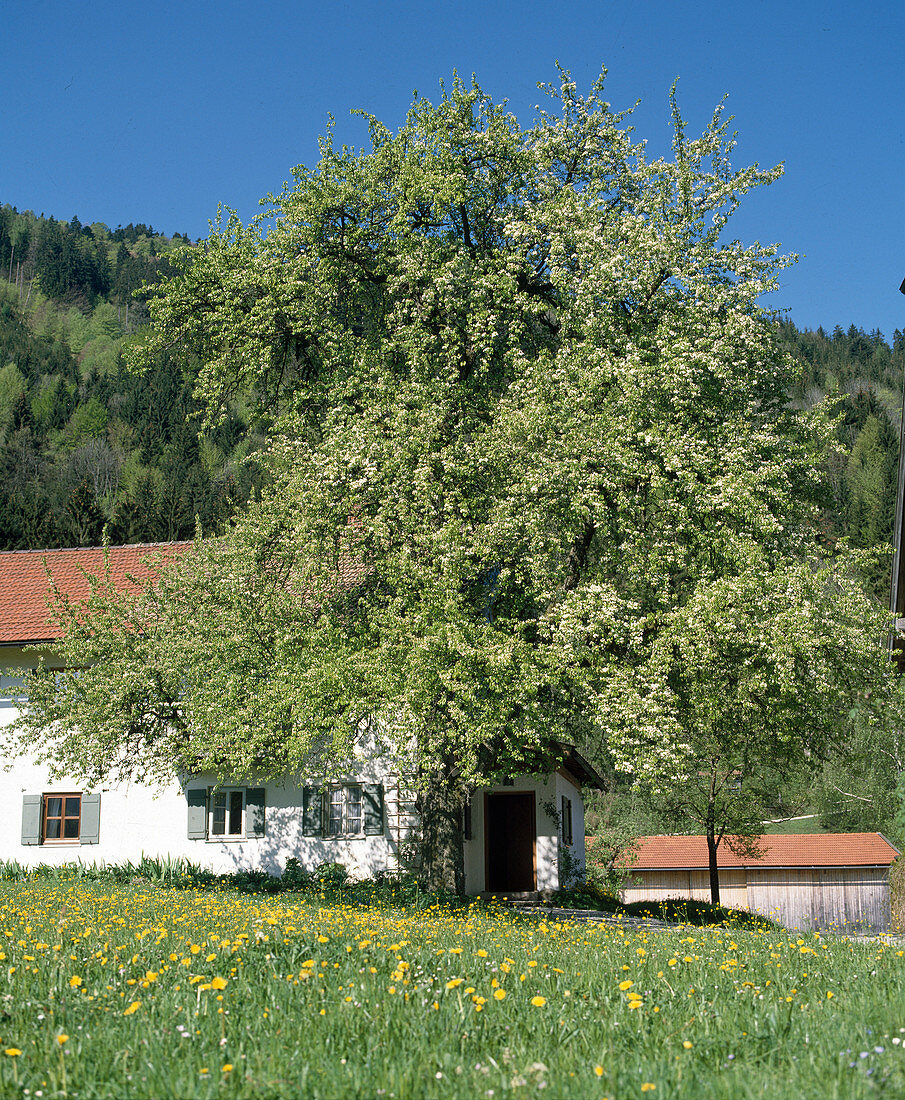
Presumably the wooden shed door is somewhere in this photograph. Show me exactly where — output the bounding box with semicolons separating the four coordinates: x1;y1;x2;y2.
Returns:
485;792;536;892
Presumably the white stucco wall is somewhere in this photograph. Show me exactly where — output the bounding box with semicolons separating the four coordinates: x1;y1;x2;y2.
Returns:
2;647;591;888
1;653;403;876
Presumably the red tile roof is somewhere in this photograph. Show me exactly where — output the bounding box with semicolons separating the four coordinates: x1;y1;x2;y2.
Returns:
0;543;190;645
603;833;900;869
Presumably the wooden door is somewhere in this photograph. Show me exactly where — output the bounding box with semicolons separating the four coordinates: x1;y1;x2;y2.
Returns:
485;792;536;892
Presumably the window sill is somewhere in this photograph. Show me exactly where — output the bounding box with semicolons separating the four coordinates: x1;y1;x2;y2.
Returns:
40;841;81;847
312;834;382;841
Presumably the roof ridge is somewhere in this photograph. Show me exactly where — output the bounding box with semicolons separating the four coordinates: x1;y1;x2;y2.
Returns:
0;541;191;557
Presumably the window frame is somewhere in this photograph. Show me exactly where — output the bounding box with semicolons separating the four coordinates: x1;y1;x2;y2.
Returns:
42;792;82;845
561;795;573;847
208;787;246;841
303;783;383;839
325;784;364;837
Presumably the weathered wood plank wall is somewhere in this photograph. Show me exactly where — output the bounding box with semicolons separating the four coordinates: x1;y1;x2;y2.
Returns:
620;866;891;933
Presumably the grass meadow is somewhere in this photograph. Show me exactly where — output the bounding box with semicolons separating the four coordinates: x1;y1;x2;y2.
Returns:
1;877;903;1098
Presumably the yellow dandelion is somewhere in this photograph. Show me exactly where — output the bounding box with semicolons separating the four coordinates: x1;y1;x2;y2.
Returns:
531;995;546;1007
619;980;634;991
211;977;227;990
123;1001;140;1016
594;1065;604;1077
641;1085;656;1093
56;1034;69;1045
68;975;82;988
682;1041;693;1049
4;1049;22;1057
222;1064;233;1073
446;978;464;989
493;989;506;1000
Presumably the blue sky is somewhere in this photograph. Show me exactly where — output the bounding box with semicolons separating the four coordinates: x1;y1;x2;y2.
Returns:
2;0;903;339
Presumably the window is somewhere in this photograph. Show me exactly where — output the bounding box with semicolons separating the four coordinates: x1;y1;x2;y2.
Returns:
303;784;384;838
561;796;573;847
327;785;362;836
185;787;266;841
21;793;101;846
210;788;245;838
44;794;81;841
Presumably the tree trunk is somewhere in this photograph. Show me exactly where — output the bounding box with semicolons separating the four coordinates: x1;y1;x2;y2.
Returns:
415;762;466;895
706;823;721;907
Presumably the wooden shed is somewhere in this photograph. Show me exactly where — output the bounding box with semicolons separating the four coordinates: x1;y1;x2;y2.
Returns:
614;833;900;934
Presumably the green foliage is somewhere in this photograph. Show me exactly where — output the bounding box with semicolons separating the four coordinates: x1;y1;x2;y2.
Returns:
548;880;622;913
620;897;780;930
11;71;902;892
781;319;904;601
0;261;262;549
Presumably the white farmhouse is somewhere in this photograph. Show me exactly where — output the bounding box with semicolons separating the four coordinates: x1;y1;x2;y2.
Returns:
0;543;601;894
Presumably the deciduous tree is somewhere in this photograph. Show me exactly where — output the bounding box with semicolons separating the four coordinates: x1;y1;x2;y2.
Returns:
13;70;900;893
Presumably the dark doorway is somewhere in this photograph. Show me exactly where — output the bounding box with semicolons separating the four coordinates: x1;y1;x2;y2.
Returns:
485;792;536;892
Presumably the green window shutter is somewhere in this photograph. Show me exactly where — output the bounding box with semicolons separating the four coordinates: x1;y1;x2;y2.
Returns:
363;784;384;836
79;793;101;844
21;795;42;846
302;787;323;837
186;788;208;840
245;788;266;838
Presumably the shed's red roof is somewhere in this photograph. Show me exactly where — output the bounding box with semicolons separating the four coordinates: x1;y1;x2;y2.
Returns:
0;543;189;645
602;833;900;870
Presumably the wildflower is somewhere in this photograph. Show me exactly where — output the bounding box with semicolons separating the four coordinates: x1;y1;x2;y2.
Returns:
446;978;464;989
641;1086;656;1093
222;1064;233;1073
619;980;634;991
4;1049;21;1057
56;1035;69;1046
124;1002;140;1016
531;996;546;1007
594;1065;604;1076
211;977;227;990
493;989;506;1000
683;1041;693;1049
68;976;82;988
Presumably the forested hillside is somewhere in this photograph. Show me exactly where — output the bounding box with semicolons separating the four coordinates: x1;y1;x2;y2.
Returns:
0;205;263;548
1;203;903;605
781;320;905;600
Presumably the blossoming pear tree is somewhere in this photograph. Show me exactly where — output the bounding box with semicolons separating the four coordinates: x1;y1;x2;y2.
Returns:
13;70;900;894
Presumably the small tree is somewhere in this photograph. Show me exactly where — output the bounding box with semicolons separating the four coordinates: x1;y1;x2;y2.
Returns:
609;555;901;905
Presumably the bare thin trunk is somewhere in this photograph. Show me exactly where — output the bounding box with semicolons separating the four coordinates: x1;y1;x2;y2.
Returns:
706;824;720;907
